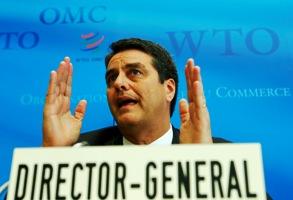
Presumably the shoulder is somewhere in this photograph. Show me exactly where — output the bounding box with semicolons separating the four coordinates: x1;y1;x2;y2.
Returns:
212;137;231;143
172;127;230;144
77;126;123;145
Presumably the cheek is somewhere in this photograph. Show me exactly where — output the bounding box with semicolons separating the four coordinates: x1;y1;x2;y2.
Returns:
106;91;117;114
106;90;114;104
145;86;166;103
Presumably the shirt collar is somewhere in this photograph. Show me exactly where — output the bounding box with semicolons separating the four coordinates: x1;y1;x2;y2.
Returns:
123;124;173;145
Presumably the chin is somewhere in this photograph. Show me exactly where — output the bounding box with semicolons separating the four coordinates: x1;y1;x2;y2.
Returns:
116;113;141;126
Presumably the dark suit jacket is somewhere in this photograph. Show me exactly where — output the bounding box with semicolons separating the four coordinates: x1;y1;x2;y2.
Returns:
78;125;229;145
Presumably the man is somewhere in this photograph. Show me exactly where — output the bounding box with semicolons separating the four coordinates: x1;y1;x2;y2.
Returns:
43;38;220;146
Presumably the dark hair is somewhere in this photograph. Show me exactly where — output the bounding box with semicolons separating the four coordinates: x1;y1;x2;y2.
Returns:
105;38;178;116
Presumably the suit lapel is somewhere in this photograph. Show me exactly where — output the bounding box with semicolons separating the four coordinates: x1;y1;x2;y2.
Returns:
104;127;123;145
172;126;180;144
112;134;123;145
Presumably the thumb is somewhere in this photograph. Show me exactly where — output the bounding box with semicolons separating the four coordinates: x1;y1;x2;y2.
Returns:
74;99;87;120
179;99;190;123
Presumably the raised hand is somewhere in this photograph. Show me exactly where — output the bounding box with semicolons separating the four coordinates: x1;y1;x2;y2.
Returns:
179;58;212;144
42;57;87;146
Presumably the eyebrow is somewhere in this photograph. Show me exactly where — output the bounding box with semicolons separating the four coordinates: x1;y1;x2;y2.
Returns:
124;62;146;70
105;62;147;79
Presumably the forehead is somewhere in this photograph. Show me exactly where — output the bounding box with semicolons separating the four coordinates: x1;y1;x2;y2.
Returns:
107;49;153;68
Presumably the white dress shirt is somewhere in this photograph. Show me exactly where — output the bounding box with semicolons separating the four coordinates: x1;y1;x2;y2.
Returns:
123;124;173;145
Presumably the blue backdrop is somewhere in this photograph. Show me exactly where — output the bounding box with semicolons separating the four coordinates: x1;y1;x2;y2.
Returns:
0;0;292;199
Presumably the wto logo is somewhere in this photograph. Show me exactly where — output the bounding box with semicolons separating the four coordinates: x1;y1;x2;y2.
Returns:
75;32;106;63
80;32;105;51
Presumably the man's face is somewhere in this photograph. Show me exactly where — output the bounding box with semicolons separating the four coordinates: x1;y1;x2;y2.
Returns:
106;49;174;127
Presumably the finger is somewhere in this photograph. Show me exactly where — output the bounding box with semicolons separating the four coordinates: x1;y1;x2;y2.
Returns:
189;64;206;107
185;65;192;102
186;58;194;79
57;58;70;96
186;58;203;102
185;58;195;102
193;65;205;104
62;57;73;113
193;80;206;111
74;100;87;120
191;65;202;83
179;99;190;123
45;71;57;104
57;61;67;95
64;56;70;63
65;62;73;97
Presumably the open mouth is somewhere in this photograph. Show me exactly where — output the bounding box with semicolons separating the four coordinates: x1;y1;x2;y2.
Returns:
117;98;138;108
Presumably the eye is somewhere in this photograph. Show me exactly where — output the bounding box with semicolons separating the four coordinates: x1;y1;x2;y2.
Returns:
129;69;142;77
106;73;117;86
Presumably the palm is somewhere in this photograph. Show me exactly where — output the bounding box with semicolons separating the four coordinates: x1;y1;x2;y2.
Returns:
43;57;87;146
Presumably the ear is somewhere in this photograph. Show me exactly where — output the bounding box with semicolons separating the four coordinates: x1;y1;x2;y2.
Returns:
164;78;176;102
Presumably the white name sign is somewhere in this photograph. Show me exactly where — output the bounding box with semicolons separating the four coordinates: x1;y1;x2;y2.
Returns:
8;144;267;200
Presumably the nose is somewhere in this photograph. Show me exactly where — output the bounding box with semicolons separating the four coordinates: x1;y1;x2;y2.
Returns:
113;72;130;91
